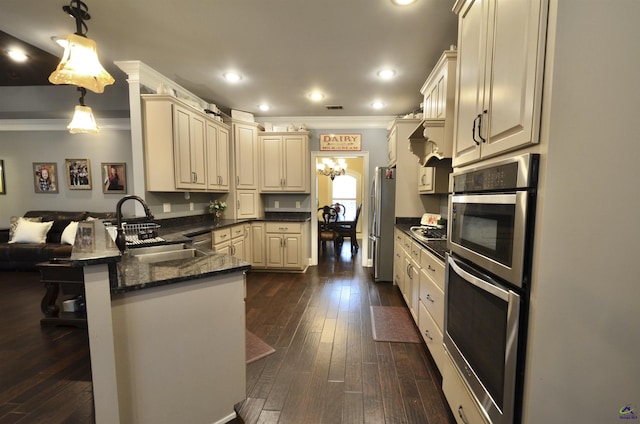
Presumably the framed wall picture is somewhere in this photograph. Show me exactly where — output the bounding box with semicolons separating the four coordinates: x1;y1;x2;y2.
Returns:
101;162;126;193
33;162;59;193
65;159;92;190
0;160;5;195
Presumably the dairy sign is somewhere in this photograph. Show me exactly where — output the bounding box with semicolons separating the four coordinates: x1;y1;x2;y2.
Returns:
319;134;362;151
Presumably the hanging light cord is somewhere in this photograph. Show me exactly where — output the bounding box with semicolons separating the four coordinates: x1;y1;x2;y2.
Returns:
63;0;91;36
77;87;87;106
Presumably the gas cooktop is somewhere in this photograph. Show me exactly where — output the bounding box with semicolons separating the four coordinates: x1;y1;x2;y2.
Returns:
409;225;447;243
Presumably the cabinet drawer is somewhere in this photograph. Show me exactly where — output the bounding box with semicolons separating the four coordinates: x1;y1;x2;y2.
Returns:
420;248;445;291
265;222;301;234
418;301;445;372
230;225;245;239
442;355;489;424
212;228;231;245
394;228;404;245
410;240;421;262
419;268;444;331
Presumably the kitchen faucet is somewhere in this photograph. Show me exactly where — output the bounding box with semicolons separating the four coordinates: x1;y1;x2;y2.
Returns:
115;195;154;252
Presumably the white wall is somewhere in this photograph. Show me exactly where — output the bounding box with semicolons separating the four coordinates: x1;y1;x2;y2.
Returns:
0;128;135;224
523;1;640;422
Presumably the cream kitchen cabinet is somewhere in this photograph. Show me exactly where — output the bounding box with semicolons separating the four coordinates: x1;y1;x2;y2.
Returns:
250;222;266;268
452;0;547;167
387;124;398;167
259;132;310;193
212;227;232;255
418;166;450;194
265;222;306;271
142;95;231;192
422;50;457;120
234;190;261;220
230;224;249;261
442;355;489;424
206;121;230;191
231;120;261;190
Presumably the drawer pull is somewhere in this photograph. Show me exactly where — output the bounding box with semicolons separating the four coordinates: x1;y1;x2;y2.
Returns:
427;264;436;272
426;294;434;303
458;406;469;424
424;330;433;341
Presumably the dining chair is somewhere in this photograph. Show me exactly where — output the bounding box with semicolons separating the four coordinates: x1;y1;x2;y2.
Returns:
334;203;361;255
317;206;341;256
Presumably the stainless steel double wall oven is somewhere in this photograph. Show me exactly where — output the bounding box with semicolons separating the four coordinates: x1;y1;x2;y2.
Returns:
444;153;539;424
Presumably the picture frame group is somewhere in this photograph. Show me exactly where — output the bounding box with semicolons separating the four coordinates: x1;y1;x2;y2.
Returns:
29;159;127;194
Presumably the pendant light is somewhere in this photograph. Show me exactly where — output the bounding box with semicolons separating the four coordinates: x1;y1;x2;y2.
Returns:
49;0;114;94
67;87;100;134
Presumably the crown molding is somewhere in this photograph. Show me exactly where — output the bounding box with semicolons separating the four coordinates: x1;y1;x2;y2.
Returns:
255;115;396;130
0;118;131;131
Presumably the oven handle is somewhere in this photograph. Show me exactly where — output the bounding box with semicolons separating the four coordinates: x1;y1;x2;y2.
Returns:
448;255;511;301
450;193;518;205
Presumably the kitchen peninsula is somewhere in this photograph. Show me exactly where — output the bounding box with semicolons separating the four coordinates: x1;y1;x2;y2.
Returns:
68;219;250;424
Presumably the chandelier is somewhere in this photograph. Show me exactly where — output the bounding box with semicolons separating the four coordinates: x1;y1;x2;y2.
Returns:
317;158;347;180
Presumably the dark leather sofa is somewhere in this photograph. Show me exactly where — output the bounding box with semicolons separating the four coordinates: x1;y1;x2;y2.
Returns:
0;210;115;271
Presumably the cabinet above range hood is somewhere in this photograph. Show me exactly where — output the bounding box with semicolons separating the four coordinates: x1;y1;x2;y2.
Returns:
409;49;457;168
408;118;453;168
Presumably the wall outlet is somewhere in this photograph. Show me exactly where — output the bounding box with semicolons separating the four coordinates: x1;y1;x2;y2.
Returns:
296;201;301;209
275;201;280;208
163;203;171;213
189;202;194;211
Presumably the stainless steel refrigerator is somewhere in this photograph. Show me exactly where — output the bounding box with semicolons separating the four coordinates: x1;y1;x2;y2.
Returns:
369;166;396;282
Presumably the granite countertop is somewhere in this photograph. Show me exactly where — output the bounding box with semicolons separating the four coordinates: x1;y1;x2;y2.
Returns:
67;212;310;294
110;248;251;294
395;222;448;262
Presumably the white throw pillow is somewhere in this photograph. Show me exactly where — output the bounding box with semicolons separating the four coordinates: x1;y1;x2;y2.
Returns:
8;219;54;244
61;221;79;245
9;216;42;239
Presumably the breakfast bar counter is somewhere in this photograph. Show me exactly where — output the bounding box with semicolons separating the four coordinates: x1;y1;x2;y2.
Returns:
68;220;249;424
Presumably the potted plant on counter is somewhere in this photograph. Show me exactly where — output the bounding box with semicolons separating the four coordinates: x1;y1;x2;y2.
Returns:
209;200;227;224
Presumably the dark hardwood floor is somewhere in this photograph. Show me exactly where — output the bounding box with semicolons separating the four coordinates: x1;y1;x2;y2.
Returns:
0;240;454;423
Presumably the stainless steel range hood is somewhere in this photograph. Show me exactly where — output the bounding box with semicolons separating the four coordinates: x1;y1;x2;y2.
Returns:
408;119;453;167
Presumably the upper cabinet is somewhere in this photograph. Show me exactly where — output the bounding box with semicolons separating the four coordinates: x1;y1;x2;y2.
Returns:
142;95;230;192
388;125;398;168
232;121;261;190
452;0;547;167
259;132;310;193
206;121;230;191
409;50;457;166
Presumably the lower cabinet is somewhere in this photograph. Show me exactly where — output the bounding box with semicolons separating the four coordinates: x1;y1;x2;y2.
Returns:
250;222;266;268
251;222;307;271
396;226;487;424
212;224;248;260
442;355;489;424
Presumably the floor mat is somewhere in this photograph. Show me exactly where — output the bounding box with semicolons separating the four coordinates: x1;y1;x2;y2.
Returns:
246;330;276;364
370;306;421;343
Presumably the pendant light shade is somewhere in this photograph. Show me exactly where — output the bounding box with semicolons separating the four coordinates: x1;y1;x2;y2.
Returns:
68;104;99;134
49;33;114;93
48;0;114;93
67;87;100;134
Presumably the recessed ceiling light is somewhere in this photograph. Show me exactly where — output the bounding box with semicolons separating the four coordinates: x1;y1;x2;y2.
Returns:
391;0;417;5
308;92;325;101
377;69;396;80
258;104;270;111
6;49;28;62
223;72;242;83
371;101;385;110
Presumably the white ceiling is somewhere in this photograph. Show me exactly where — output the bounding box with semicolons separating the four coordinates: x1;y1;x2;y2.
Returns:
0;0;458;118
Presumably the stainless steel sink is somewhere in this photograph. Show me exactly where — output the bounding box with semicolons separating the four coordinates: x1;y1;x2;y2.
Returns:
128;243;205;263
